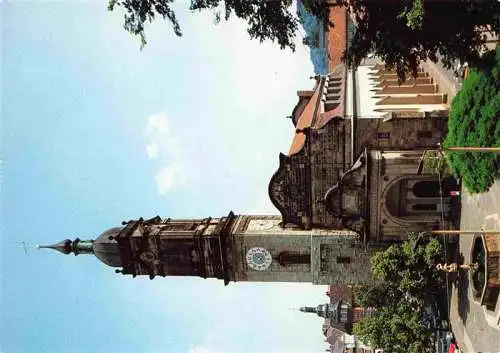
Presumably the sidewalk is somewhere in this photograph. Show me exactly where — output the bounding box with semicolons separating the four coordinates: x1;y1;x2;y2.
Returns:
448;181;500;353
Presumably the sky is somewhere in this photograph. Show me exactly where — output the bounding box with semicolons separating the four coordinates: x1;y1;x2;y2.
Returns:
2;1;331;353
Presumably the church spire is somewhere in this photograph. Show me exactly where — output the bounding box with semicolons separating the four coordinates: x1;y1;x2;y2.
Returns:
38;239;73;254
39;229;123;268
299;303;339;320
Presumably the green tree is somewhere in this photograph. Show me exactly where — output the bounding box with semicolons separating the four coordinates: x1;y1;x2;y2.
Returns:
338;0;500;81
444;46;500;193
398;0;424;30
370;234;444;302
353;282;400;308
353;234;445;353
108;1;499;82
353;304;432;353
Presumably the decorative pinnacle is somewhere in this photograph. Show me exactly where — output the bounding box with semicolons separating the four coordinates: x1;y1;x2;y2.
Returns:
37;239;73;254
299;306;316;313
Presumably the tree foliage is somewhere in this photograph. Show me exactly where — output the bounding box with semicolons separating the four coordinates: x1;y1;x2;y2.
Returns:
337;0;500;81
108;0;182;48
353;282;399;308
370;234;444;304
444;46;500;193
108;0;305;49
353;304;432;353
398;0;424;30
108;0;499;82
353;234;445;353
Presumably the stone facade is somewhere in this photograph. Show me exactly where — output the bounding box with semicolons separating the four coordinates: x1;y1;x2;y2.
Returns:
368;151;457;241
232;215;374;285
311;233;375;284
112;214;235;283
269;62;455;245
354;116;447;156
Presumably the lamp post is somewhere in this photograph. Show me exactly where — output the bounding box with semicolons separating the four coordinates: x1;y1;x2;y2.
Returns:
430;230;500;235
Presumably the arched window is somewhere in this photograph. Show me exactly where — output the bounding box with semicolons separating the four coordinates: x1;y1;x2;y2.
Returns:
412;181;440;198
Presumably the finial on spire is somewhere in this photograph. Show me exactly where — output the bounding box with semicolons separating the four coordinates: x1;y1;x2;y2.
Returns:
37;239;73;254
38;239;72;255
38;229;123;268
300;306;317;313
37;238;95;256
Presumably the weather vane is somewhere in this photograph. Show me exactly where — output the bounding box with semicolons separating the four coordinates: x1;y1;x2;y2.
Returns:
19;241;40;255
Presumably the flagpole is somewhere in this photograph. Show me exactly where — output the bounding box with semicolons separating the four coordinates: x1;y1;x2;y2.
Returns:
442;146;500;152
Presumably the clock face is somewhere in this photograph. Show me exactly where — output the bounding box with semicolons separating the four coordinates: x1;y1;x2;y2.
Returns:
247;220;275;231
246;247;273;271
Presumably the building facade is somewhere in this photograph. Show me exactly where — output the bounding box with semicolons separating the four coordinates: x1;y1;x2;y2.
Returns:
269;61;456;243
302;300;376;353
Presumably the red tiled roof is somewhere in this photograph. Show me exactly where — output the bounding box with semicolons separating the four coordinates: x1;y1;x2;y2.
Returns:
287;6;347;155
288;78;322;155
326;326;344;345
327;284;353;305
327;6;347;72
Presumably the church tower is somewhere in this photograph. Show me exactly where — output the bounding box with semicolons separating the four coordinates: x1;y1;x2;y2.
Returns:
41;213;377;286
300;302;376;334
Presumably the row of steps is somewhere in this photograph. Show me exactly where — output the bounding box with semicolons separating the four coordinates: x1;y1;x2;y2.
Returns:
323;73;343;111
376;93;448;105
374;83;439;95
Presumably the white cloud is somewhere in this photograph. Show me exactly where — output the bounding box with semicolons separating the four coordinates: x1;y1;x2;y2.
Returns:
146;143;160;159
144;113;187;194
145;114;171;135
155;164;186;195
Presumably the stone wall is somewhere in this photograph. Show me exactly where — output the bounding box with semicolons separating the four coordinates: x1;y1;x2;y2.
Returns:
233;232;313;283
355;116;447;156
268;150;312;228
311;232;375;285
231;216;371;284
310;119;351;227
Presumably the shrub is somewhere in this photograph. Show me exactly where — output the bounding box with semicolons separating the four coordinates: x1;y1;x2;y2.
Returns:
353;234;445;353
444;46;500;193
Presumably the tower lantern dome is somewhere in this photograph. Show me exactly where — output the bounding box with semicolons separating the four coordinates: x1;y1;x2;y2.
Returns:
92;227;123;267
38;226;123;267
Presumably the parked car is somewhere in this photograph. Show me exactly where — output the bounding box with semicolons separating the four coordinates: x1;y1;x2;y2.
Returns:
447;342;462;353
